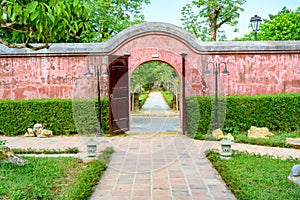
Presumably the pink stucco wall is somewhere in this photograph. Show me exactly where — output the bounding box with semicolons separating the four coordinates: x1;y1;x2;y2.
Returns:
0;23;299;100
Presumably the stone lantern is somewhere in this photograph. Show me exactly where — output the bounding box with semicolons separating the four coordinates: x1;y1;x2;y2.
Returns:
219;139;234;160
85;139;99;157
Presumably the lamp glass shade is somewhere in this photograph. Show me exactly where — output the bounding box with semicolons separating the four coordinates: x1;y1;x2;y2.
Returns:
205;68;210;76
250;15;262;31
222;68;230;76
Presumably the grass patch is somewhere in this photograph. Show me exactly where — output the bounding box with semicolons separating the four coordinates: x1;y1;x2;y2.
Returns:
192;131;299;149
12;147;79;154
0;147;114;200
233;131;299;148
207;150;300;200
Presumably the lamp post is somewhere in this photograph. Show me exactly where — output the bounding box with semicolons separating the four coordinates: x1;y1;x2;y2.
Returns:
250;15;262;40
205;62;229;130
180;51;188;134
85;64;108;136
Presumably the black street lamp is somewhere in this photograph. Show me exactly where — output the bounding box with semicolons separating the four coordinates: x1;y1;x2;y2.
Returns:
85;64;108;136
250;15;262;40
205;62;229;130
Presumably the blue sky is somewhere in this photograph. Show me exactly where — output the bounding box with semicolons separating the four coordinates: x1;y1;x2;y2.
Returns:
142;0;299;40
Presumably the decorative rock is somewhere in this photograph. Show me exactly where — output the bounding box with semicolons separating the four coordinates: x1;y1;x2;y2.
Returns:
0;146;27;165
288;164;300;186
37;129;53;138
24;124;53;138
33;123;43;135
286;138;300;149
247;126;274;139
225;133;235;141
24;128;35;137
212;129;224;140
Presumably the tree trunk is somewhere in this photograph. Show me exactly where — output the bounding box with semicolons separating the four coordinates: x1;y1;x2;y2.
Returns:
211;25;217;41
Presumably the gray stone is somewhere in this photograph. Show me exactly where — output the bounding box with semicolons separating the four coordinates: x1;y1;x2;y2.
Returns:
0;146;27;165
288;164;300;186
291;165;300;176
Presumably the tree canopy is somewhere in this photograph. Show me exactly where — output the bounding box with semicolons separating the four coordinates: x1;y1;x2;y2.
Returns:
235;6;300;41
0;0;149;50
130;61;178;93
87;0;150;42
181;0;246;41
0;0;91;50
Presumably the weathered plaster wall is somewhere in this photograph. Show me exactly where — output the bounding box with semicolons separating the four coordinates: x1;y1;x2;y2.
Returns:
0;22;299;100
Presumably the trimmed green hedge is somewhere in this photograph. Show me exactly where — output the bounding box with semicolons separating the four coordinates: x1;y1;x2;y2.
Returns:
161;91;173;108
186;93;300;135
0;98;109;136
139;91;150;108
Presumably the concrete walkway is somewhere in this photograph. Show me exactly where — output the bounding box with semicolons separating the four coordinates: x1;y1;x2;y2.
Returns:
1;135;300;200
130;91;181;133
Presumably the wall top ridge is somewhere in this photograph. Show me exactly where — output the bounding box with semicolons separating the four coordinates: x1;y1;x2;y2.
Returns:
0;22;300;55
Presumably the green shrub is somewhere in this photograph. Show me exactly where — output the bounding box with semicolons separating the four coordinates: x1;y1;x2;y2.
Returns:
139;91;150;108
161;91;173;108
186;93;300;135
0;98;109;136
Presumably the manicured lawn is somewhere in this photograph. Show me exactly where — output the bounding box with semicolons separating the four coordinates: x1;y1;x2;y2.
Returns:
207;150;300;200
0;147;114;200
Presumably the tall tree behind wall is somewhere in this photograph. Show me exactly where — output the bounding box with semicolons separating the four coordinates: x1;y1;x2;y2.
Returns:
181;0;246;41
86;0;150;42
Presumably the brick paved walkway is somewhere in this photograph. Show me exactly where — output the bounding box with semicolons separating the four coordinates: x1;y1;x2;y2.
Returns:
1;134;300;200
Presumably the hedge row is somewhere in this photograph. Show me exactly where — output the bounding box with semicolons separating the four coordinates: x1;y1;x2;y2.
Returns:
0;98;109;136
186;93;300;135
161;91;173;108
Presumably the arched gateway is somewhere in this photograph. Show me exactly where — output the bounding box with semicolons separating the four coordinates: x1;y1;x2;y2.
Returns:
1;22;300;135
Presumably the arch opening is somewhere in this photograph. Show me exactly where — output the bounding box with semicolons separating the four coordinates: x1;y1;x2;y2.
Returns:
128;61;181;134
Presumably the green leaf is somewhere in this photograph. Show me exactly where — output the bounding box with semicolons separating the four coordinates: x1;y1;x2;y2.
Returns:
73;0;80;7
27;1;38;14
30;10;39;21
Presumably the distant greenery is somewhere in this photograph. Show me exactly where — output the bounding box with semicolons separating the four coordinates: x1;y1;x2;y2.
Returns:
130;61;178;93
207;150;300;200
0;147;114;200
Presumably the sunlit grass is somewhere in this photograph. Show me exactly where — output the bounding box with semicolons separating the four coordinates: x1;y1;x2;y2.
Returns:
207;150;300;200
0;147;114;200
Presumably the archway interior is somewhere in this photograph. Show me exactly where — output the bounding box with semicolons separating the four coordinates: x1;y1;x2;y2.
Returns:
129;61;181;133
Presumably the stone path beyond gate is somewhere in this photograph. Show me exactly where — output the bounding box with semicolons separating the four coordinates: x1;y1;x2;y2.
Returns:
129;91;181;133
